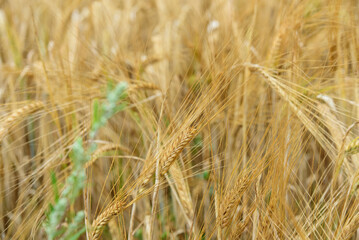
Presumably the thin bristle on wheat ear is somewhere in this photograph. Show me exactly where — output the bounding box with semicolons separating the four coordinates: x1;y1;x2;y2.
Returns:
91;127;197;239
91;200;125;240
340;214;359;240
140;127;197;190
230;204;256;239
220;171;251;228
0;101;44;140
345;136;359;155
85;143;131;168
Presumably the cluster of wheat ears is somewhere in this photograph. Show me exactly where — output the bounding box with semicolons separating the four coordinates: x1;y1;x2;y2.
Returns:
1;0;359;239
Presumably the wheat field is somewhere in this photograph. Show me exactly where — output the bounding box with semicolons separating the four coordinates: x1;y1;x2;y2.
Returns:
0;0;359;239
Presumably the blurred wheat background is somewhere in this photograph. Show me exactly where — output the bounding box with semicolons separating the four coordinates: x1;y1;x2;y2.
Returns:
0;0;359;239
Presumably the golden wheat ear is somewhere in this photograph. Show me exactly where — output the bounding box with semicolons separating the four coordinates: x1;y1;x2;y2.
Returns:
91;126;197;239
139;126;197;192
169;163;195;222
0;101;45;141
219;170;252;228
91;200;125;240
159;127;197;175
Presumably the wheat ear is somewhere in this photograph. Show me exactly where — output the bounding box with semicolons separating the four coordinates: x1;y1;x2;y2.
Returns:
169;163;194;220
140;127;197;191
220;171;251;228
91;200;125;240
0;101;44;140
159;127;196;175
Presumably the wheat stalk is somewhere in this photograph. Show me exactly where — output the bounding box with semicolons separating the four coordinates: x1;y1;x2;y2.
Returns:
85;143;131;168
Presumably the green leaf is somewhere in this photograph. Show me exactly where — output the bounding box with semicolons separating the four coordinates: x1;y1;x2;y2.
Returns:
50;171;59;202
106;78;115;93
203;170;210;180
67;227;86;240
134;228;143;239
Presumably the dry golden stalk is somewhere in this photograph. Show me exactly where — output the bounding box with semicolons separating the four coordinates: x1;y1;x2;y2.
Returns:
260;195;277;239
92;200;125;240
340;214;359;240
85;143;131;168
350;171;359;194
345;136;359;155
0;101;44;140
219;171;251;228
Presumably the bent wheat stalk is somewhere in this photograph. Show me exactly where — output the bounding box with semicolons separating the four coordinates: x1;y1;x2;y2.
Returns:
85;143;131;168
